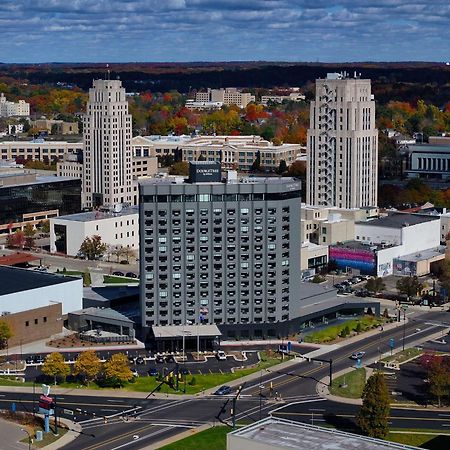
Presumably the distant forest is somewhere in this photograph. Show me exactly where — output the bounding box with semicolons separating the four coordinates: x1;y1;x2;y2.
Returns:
1;61;449;105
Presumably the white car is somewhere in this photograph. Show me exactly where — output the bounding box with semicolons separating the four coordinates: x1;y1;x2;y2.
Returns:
216;350;227;361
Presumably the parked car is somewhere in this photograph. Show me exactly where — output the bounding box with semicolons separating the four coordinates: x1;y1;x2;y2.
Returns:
125;272;138;279
165;355;175;363
135;356;145;365
214;385;232;395
112;271;124;276
25;356;35;364
128;356;136;364
148;367;158;376
350;351;366;360
155;355;165;363
216;350;227;361
131;369;139;377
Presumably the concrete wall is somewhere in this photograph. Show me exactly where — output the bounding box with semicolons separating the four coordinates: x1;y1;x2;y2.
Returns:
0;278;82;315
355;223;402;245
50;213;139;256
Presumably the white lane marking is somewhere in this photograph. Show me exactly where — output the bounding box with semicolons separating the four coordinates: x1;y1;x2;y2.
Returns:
438;414;450;417
309;408;326;412
269;398;327;415
110;427;170;450
108;399;124;402
405;326;435;339
100;409;118;412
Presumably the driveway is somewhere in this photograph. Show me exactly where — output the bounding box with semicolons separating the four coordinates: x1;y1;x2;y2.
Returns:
0;419;28;450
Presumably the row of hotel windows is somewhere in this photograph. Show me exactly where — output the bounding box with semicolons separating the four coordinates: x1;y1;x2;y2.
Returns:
145;206;289;217
140;191;300;203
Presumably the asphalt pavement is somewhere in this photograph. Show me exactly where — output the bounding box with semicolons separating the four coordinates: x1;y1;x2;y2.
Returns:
1;309;448;449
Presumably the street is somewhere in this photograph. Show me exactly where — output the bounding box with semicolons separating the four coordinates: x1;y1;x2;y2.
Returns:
0;310;448;449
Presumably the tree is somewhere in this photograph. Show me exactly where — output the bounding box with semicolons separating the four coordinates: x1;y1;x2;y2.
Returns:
168;161;189;176
365;277;386;293
357;372;390;438
396;276;422;298
121;246;136;264
73;351;101;385
251;150;261;172
420;353;450;407
0;321;13;349
38;219;50;235
41;352;70;385
103;353;133;387
287;160;306;178
6;230;25;249
277;159;288;174
78;235;107;260
51;123;59;135
23;223;36;249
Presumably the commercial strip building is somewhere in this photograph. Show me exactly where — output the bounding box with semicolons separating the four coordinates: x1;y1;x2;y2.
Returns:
0;93;30;117
50;206;139;256
0;266;83;348
227;417;414;450
0;170;81;233
307;73;378;208
330;213;445;276
139;162;301;340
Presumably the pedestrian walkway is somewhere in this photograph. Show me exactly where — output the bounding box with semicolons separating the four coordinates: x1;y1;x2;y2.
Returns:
89;270;105;288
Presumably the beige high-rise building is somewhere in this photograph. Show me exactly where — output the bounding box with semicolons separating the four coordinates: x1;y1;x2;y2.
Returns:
307;73;378;209
82;79;133;208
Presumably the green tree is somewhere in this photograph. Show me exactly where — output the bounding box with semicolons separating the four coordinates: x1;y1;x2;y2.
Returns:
251;150;261;172
396;276;422;298
277;159;288;174
168;161;189;176
41;352;70;385
0;321;13;349
357;372;390;438
365;277;386;293
73;350;101;385
51;123;59;135
78;235;107;260
103;353;133;387
38;219;50;234
82;270;91;287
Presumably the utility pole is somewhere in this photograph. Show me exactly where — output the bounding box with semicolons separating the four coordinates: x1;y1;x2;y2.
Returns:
402;308;406;351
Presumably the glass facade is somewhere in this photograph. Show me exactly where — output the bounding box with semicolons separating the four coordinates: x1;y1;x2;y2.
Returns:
0;179;82;224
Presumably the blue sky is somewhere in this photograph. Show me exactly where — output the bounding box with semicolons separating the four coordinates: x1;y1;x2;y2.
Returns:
1;0;449;63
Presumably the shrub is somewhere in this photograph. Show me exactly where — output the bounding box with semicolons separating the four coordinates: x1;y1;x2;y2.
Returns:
189;376;196;386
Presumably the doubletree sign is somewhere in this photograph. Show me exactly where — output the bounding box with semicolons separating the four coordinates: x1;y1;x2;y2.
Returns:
188;162;221;183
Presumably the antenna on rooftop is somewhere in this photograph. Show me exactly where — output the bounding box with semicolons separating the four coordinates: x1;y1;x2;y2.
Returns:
106;64;110;80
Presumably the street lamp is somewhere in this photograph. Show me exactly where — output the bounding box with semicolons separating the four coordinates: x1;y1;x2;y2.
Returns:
21;428;32;450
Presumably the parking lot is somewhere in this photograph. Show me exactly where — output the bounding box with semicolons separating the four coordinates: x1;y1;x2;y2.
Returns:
19;349;261;382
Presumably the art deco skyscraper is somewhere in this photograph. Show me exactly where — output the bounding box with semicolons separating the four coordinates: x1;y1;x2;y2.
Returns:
82;79;133;208
306;73;378;209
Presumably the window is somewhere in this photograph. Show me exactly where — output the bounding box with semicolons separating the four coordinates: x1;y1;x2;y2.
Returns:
25;321;29;327
34;318;38;325
43;317;47;323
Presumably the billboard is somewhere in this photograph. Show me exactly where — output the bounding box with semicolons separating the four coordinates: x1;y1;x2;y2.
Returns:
329;246;376;275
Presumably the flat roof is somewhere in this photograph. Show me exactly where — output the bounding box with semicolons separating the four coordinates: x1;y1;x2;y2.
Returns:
0;266;79;296
408;144;450;153
152;324;222;339
57;206;138;223
357;213;439;229
0;174;79;188
139;175;299;186
83;286;139;302
229;418;417;449
396;247;446;262
0;253;40;266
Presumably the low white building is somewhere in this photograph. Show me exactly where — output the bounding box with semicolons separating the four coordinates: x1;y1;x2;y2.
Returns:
50;206;139;257
0;93;30;117
354;213;444;276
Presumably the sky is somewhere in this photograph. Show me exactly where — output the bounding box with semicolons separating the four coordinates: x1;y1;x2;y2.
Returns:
1;0;449;63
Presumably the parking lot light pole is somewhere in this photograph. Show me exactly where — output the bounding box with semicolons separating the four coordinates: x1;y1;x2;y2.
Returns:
402;308;406;351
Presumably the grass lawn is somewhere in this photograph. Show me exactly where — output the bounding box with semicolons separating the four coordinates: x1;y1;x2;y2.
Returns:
382;348;422;364
103;275;139;284
159;426;228;450
0;376;34;387
21;423;68;448
304;316;383;344
329;368;366;399
387;431;450;449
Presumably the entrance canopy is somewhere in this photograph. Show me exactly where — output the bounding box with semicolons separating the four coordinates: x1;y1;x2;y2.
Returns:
152;324;222;339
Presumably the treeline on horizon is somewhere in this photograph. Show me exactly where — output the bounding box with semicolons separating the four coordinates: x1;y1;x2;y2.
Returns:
1;62;450;105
